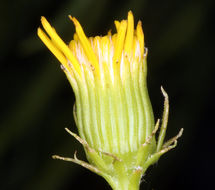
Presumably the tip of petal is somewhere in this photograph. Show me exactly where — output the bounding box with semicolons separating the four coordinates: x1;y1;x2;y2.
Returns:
37;27;41;35
128;10;133;17
69;15;79;27
137;20;142;27
41;16;47;25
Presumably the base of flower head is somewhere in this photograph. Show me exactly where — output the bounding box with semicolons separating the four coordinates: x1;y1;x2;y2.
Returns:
52;87;183;190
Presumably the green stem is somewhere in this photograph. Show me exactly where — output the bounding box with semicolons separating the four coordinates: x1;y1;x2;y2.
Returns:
103;160;141;190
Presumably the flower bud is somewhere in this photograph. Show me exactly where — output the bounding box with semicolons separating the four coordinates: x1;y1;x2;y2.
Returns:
38;11;183;190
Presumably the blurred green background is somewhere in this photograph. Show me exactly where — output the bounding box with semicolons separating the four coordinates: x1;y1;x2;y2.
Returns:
0;0;214;189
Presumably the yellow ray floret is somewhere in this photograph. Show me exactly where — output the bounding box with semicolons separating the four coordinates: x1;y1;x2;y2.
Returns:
124;11;134;55
112;20;127;65
37;28;68;67
136;21;144;56
114;20;120;32
69;16;100;77
39;17;81;76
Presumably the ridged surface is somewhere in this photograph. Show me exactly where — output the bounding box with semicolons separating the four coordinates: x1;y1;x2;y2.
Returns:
74;58;154;155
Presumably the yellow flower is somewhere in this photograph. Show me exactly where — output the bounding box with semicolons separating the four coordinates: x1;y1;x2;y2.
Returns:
38;11;144;78
38;11;183;190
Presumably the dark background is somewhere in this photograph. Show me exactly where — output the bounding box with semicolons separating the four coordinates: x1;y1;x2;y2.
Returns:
0;0;214;189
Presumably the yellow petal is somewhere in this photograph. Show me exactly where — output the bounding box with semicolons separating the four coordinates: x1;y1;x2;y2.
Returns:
37;27;69;70
69;16;100;77
40;16;81;76
114;20;120;32
112;20;127;65
136;20;144;56
124;11;134;55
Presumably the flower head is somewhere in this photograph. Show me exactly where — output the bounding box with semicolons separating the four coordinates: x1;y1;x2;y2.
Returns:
38;11;183;190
